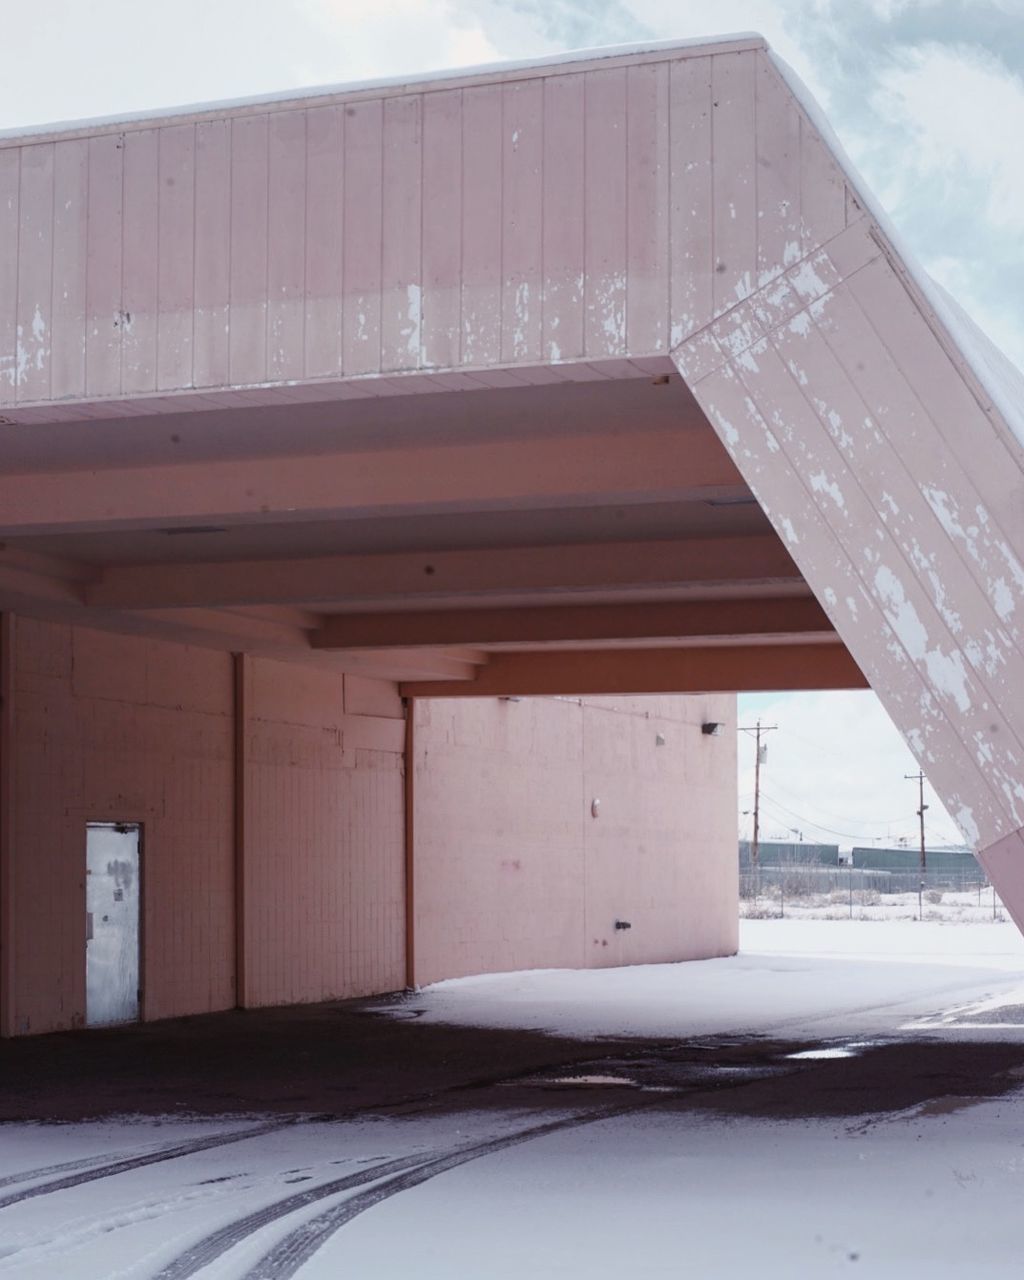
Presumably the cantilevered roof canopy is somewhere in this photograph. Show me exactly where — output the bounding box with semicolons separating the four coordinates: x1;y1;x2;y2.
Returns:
1;34;1023;910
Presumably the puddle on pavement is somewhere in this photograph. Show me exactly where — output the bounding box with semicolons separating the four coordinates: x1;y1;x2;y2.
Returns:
508;1073;642;1090
503;1060;784;1093
786;1048;858;1060
784;1041;884;1061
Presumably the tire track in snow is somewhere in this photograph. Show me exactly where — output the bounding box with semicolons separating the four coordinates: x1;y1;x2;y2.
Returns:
0;1118;303;1211
243;1103;644;1279
152;1151;440;1280
154;1103;643;1280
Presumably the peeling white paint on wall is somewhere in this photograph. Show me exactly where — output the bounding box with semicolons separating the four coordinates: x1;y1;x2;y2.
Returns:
403;283;421;360
808;471;845;510
779;516;799;546
873;564;971;714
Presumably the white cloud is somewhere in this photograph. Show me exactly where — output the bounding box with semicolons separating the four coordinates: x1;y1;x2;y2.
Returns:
600;0;838;107
737;691;962;850
301;0;507;81
872;42;1024;235
926;255;1024;368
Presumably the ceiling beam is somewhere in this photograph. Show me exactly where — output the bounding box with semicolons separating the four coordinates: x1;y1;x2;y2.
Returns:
312;595;830;650
0;546;93;610
87;534;801;610
400;642;868;698
319;647;486;681
0;426;742;535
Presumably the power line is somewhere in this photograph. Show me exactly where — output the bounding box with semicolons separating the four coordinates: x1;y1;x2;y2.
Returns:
737;770;920;828
751;794;961;847
754;797;883;843
755;794;924;844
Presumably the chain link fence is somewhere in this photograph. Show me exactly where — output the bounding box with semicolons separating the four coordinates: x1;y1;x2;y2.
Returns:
739;863;1005;922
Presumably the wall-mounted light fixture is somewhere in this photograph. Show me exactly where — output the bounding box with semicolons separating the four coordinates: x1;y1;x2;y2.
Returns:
655;732;666;746
701;722;724;736
591;798;601;818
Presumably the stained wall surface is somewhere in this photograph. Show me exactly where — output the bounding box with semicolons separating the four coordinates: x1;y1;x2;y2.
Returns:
412;694;737;986
0;37;790;411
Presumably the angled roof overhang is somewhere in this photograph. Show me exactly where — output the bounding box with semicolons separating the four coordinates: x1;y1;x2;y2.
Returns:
1;35;1023;912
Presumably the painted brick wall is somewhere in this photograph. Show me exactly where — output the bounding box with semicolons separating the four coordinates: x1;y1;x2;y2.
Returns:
240;658;406;1008
412;694;737;986
8;617;235;1035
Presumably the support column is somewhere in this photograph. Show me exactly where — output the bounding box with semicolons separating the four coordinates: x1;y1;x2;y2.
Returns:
404;697;416;990
233;652;251;1008
0;614;14;1037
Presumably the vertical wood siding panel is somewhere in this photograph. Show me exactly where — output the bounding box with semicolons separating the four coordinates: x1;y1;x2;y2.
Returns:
584;68;627;358
460;83;502;366
156;125;195;390
0;149;18;406
541;73;585;363
800;115;846;254
51;139;89;400
381;95;422;372
669;56;713;347
85;134;124;398
122;129;160;394
711;52;757;317
267;109;307;382
846;259;1024;543
421;89;462;369
342;99;383;376
759;321;1024;835
817;277;1024;666
754;54;802;286
304;104;344;378
15;144;54;404
229;115;269;385
193;119;231;388
690;356;1008;846
501;78;544;364
626;62;670;356
773;299;1024;760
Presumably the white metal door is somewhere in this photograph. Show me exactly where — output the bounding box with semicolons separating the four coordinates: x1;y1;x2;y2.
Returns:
85;823;140;1027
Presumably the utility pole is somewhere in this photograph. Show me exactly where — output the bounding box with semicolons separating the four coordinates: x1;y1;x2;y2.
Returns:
906;771;928;922
905;772;928;873
739;720;778;869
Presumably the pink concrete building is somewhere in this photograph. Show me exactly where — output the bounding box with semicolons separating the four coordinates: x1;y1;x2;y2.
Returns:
0;32;1022;1033
2;614;735;1035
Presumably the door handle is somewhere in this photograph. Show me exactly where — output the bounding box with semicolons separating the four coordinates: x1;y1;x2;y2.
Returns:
85;912;93;942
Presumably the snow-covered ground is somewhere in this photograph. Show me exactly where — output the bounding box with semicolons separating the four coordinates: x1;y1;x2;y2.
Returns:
2;920;1024;1279
741;887;1010;924
391;918;1024;1041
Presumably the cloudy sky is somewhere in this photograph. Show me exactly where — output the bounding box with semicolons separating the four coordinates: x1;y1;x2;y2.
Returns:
3;0;1021;850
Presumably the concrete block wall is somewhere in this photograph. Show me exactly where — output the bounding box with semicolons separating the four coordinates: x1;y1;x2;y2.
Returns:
240;658;406;1008
6;617;235;1035
411;694;738;986
0;619;407;1036
0;618;739;1037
